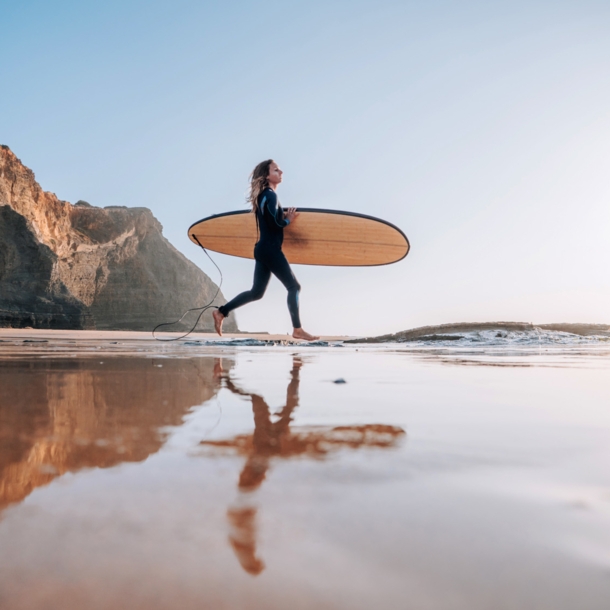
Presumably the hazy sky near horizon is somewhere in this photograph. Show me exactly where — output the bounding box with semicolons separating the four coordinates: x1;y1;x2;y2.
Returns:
2;0;610;335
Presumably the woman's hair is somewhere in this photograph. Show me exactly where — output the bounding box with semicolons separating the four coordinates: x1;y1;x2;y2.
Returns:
248;159;274;212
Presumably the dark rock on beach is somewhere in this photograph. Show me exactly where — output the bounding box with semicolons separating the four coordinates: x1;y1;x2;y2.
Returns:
0;145;236;331
350;321;610;343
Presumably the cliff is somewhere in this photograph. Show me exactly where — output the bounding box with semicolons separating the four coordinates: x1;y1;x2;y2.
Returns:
0;145;237;331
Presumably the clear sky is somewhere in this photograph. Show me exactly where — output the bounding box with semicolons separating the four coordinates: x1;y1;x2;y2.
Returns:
2;0;609;336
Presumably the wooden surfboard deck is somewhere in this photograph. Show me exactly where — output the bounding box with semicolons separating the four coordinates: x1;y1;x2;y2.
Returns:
188;208;409;266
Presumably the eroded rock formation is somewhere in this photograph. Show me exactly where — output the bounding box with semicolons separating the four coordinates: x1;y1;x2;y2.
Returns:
0;145;237;331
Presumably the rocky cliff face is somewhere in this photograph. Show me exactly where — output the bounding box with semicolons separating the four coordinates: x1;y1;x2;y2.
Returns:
0;145;237;331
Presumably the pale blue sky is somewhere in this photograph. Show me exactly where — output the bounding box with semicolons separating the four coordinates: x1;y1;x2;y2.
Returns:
2;1;609;335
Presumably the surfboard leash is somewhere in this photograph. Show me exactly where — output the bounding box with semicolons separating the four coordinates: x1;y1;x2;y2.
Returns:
152;237;223;342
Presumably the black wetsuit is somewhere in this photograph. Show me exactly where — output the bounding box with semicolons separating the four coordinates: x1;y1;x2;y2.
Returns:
218;188;301;328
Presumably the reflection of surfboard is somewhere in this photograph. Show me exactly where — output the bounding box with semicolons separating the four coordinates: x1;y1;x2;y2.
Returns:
188;209;410;266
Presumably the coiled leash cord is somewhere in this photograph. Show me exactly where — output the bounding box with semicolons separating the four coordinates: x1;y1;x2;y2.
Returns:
152;237;223;342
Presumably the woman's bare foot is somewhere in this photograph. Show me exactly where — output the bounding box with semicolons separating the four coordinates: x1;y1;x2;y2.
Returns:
212;309;224;336
292;328;320;341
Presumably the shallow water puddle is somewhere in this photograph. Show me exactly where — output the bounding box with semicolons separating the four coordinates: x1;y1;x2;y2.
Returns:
0;347;609;609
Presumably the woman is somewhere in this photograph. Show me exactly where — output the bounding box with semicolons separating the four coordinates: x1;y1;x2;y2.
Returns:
213;160;319;341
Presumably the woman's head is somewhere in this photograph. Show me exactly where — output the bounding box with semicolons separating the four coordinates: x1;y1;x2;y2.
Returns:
248;160;282;211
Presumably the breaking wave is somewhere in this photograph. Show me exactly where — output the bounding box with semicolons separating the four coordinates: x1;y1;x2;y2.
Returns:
400;329;610;347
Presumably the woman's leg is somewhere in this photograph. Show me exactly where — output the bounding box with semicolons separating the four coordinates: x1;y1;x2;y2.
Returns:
266;253;319;340
213;261;271;335
265;251;302;329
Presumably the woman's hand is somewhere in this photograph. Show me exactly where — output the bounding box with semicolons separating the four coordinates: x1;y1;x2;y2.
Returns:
285;207;299;223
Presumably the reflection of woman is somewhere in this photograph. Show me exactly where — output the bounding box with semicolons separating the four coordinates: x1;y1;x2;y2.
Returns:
226;357;302;490
208;357;405;576
213;160;319;341
214;357;303;576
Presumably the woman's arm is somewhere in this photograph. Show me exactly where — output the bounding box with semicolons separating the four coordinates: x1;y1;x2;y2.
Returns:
263;190;291;227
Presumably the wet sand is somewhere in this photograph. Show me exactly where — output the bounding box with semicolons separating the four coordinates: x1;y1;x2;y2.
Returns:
0;328;351;343
1;333;609;609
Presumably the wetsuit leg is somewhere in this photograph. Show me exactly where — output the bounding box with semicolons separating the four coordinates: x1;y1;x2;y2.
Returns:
218;260;271;318
263;249;302;329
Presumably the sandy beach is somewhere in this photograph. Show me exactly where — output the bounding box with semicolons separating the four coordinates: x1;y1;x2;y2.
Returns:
1;330;609;609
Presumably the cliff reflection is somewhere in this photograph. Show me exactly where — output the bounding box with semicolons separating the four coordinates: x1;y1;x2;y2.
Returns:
202;357;405;575
0;357;227;513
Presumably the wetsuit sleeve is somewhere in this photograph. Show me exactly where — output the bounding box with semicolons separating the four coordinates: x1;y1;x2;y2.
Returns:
264;190;290;227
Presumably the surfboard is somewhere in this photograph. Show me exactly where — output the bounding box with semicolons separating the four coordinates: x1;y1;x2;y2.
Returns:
188;209;409;267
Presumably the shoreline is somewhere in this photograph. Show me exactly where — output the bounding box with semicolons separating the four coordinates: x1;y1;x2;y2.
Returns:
1;322;608;357
1;321;609;345
0;328;353;346
0;329;353;358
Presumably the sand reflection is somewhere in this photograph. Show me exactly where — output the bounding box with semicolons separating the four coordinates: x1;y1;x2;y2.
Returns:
0;357;227;514
203;356;406;575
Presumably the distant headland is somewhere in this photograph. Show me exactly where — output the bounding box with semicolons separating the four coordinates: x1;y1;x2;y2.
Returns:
352;322;610;343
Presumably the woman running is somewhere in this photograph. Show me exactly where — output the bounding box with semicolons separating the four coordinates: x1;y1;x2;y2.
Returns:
213;160;319;341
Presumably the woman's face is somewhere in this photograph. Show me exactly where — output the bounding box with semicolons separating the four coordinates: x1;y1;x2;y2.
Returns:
267;162;283;187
